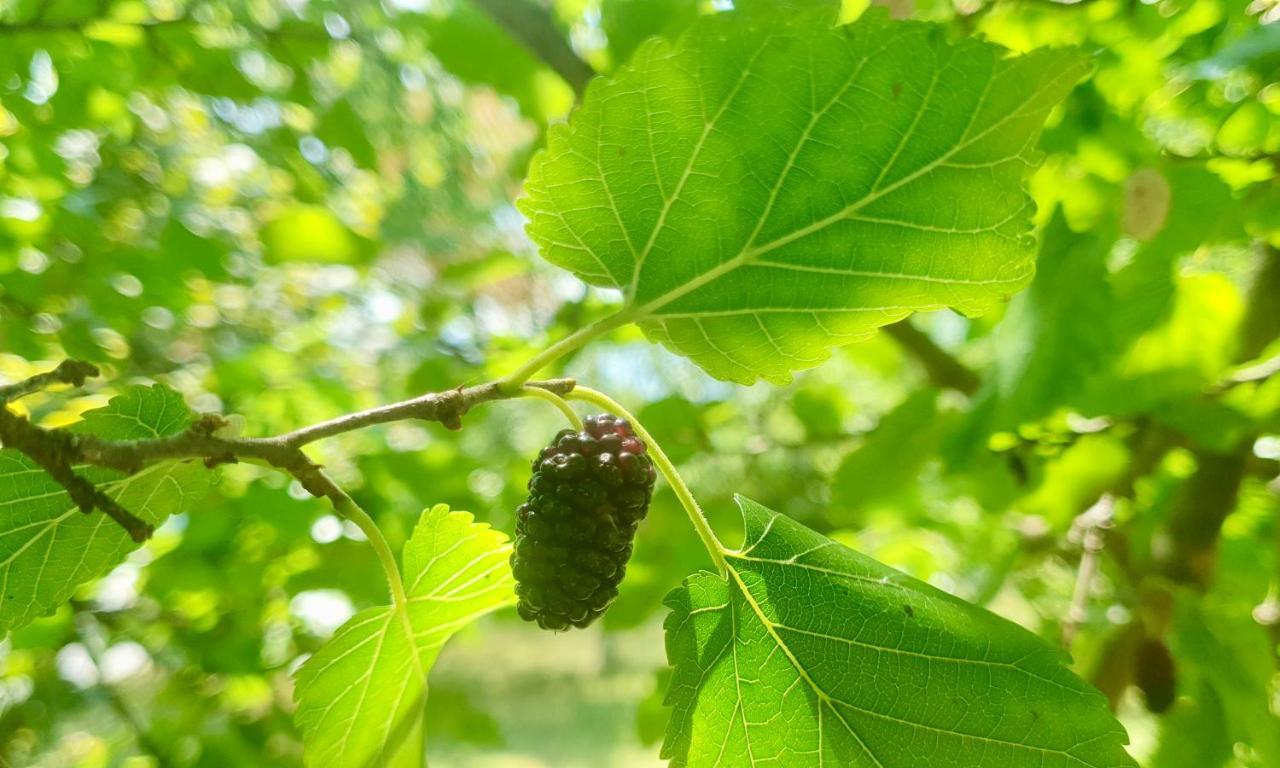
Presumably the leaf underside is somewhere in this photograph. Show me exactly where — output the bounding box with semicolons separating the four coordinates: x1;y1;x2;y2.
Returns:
293;505;516;768
520;9;1088;384
0;385;210;634
662;496;1137;768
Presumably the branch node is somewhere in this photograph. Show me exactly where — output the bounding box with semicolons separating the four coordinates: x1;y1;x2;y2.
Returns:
56;359;100;388
192;413;228;436
1;396;152;541
435;388;466;430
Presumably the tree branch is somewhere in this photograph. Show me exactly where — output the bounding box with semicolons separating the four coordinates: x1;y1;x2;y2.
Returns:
72;377;577;474
471;0;595;97
0;404;154;542
1063;495;1114;648
1151;245;1279;588
1238;245;1280;361
0;359;100;402
1159;446;1252;587
0;364;575;539
882;321;981;395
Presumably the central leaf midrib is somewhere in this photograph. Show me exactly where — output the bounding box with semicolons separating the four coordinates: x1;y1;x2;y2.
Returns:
389;602;427;762
723;561;888;768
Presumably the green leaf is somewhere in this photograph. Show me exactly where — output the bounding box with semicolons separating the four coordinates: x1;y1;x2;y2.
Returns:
832;389;941;521
982;212;1117;427
1150;681;1232;768
601;0;700;65
0;385;210;634
261;204;359;265
662;496;1136;767
423;3;574;122
293;504;515;768
521;9;1088;384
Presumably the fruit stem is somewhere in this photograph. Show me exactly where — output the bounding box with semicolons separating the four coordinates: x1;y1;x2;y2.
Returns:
518;385;583;430
498;311;632;393
331;488;409;609
567;386;727;574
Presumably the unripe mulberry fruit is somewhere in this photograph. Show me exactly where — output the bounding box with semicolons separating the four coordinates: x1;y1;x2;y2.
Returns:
511;413;657;630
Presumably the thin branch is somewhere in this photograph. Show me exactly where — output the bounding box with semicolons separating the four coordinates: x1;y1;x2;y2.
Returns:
72;377;577;476
0;359;99;403
470;0;595;97
0;362;154;540
518;385;583;429
0;404;154;542
1063;494;1114;648
882;321;981;396
569;386;727;573
294;467;408;608
1225;353;1280;386
0;365;575;539
500;311;631;391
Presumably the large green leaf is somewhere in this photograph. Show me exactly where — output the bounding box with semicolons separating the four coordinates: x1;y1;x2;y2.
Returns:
662;496;1136;767
520;9;1088;384
293;504;516;768
0;385;210;634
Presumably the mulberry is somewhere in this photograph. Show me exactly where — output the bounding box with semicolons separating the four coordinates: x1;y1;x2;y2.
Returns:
511;414;656;630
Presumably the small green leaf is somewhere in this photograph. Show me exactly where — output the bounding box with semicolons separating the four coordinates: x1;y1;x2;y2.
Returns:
980;213;1118;428
662;496;1136;767
601;0;700;65
423;3;574;122
261;204;359;265
0;385;210;634
832;389;942;520
521;9;1088;384
293;504;515;768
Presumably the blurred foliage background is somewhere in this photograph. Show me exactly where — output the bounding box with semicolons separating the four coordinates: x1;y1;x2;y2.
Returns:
0;0;1277;765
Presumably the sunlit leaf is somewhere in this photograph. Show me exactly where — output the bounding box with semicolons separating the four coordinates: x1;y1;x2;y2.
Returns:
0;385;210;633
522;9;1088;383
663;496;1137;767
293;504;515;768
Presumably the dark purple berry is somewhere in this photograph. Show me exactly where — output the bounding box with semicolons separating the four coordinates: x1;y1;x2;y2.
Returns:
510;413;657;631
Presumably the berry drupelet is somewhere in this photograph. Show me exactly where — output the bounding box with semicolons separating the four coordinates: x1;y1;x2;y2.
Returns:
511;414;657;630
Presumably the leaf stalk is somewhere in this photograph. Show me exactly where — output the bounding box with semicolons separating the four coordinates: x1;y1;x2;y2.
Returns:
568;386;726;573
320;473;409;609
499;311;632;393
517;385;583;430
